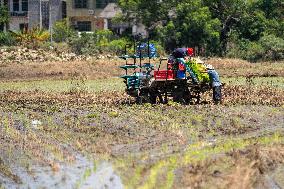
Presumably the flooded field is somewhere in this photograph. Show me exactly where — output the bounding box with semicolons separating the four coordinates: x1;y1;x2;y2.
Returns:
0;59;283;189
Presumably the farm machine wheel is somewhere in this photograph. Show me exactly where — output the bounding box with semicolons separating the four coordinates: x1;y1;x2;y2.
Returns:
149;91;164;104
172;86;191;104
135;89;151;104
135;87;163;104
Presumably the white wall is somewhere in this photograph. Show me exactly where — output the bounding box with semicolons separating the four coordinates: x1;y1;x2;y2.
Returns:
9;17;28;31
132;23;147;37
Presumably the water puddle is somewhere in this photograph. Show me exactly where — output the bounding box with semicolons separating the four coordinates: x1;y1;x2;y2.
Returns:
0;154;123;189
80;161;123;189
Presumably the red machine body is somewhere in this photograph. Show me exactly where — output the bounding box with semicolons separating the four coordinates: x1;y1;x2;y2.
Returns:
154;70;175;80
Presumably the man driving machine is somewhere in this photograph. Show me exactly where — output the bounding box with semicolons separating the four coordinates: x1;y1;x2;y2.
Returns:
171;47;222;103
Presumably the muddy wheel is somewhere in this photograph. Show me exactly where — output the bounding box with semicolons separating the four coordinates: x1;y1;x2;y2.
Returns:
135;96;143;104
182;86;192;104
149;91;163;104
149;93;157;104
173;86;191;105
136;95;151;104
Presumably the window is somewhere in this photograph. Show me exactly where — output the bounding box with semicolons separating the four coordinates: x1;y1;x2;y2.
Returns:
19;23;28;31
62;1;67;18
96;0;106;9
96;0;117;9
74;0;88;8
41;1;49;29
13;0;19;11
22;0;28;11
77;21;91;31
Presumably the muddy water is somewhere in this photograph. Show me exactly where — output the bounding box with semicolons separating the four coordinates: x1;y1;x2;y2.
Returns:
0;111;123;189
0;154;123;189
80;161;123;189
1;104;283;188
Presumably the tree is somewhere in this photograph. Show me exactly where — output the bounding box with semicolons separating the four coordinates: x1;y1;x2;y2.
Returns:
203;0;248;54
118;0;283;58
118;0;176;34
0;5;9;31
252;0;284;38
256;0;284;19
236;10;268;41
157;0;221;54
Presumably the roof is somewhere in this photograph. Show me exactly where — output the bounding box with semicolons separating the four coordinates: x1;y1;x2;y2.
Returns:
99;3;122;19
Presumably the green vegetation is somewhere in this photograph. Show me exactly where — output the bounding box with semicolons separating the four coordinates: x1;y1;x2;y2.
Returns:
119;0;284;61
10;28;50;48
1;0;282;61
52;19;75;43
0;5;9;32
0;5;12;45
222;76;284;89
0;78;124;93
68;29;129;55
0;32;15;46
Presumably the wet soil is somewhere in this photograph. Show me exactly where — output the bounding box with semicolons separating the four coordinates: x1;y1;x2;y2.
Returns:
0;58;283;188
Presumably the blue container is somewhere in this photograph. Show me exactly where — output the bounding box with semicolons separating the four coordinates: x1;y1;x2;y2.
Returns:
177;70;186;79
136;43;157;58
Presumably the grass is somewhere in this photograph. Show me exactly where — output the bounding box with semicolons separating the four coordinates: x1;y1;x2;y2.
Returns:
0;76;283;95
0;58;283;188
0;78;125;93
222;76;284;89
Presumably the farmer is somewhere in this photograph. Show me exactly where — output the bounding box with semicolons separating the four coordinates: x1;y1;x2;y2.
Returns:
201;61;222;103
171;48;198;82
172;48;188;58
172;47;195;58
171;48;222;103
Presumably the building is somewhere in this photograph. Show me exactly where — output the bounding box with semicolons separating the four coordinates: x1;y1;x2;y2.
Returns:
67;0;147;36
1;0;147;36
98;3;127;33
66;0;117;31
0;0;66;31
0;0;28;31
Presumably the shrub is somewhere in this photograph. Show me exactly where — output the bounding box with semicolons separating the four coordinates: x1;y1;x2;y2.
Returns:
52;19;75;42
67;30;165;56
259;34;284;61
68;30;117;55
95;29;114;47
68;32;98;55
10;28;50;48
0;6;9;30
244;42;265;62
0;32;16;46
227;33;284;62
108;38;128;54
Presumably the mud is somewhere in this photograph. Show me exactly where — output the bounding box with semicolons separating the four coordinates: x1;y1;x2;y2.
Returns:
0;58;283;188
0;153;123;189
